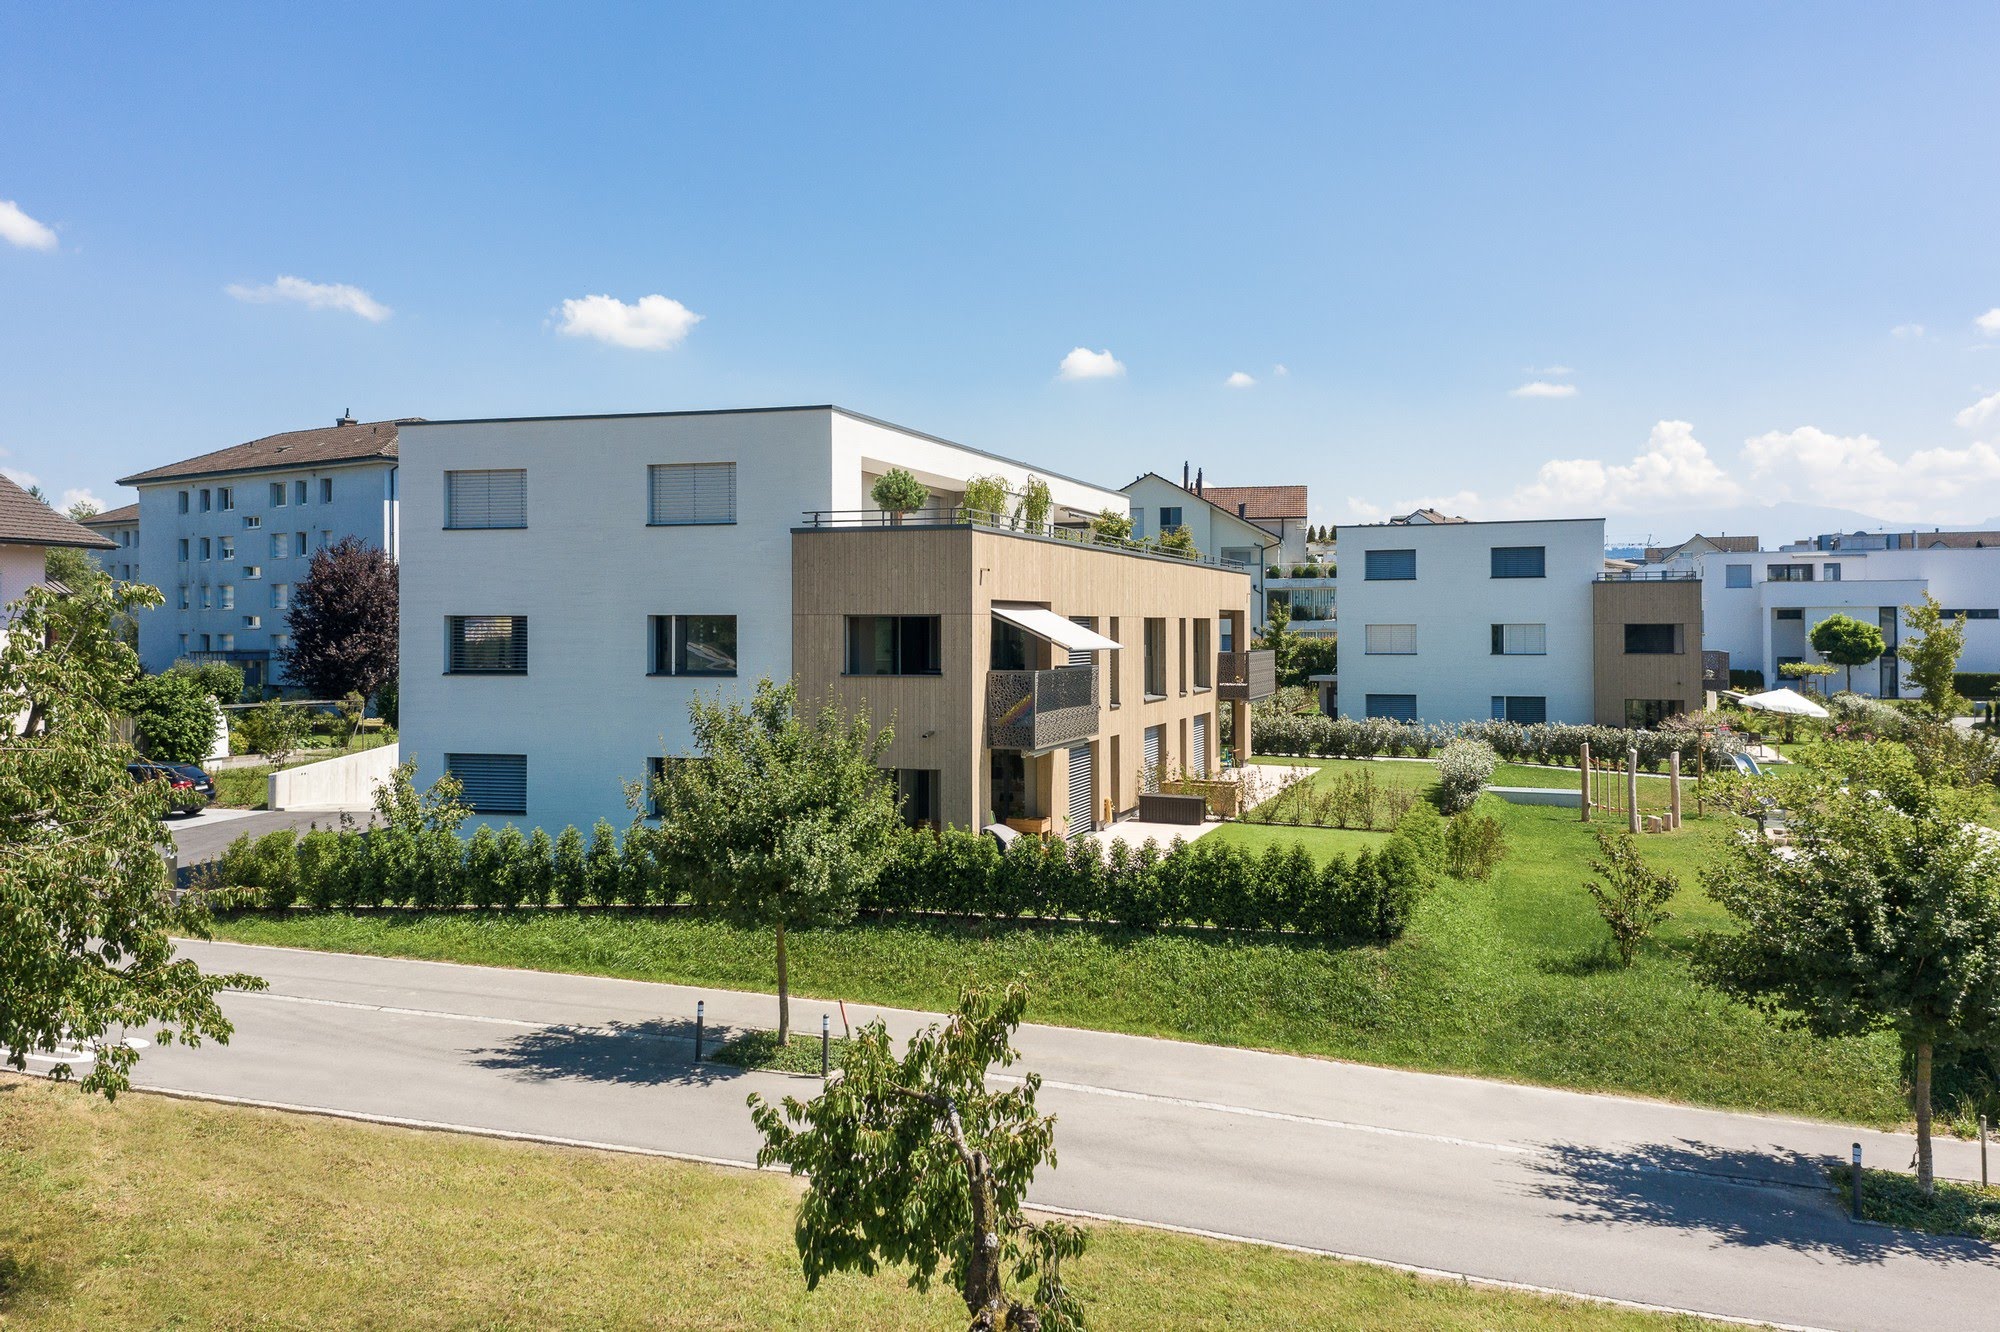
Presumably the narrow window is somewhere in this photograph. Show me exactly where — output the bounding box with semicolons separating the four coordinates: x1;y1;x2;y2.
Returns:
1490;546;1546;578
445;754;527;815
199;537;212;560
1193;619;1212;688
200;489;212;512
1142;618;1167;697
1823;562;1842;582
219;584;234;610
271;532;289;559
272;583;290;610
217;487;233;511
1364;548;1416;580
648;462;737;525
178;538;189;561
270;481;287;507
320;477;333;503
294;479;308;505
447;616;529;674
219;536;234;560
1108;617;1121;706
445;469;528;529
178;491;190;514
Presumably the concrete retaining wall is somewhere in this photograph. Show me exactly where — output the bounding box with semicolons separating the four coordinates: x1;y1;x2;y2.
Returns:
1487;784;1582;808
270;742;399;811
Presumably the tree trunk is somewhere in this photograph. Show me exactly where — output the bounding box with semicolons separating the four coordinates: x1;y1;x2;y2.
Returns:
775;921;790;1044
1914;1040;1935;1194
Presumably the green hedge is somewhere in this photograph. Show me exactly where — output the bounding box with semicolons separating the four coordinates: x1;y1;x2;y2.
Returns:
1955;673;2000;700
1249;713;1739;773
207;811;1443;945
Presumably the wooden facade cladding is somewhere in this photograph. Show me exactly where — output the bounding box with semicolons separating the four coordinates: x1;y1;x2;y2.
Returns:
1591;578;1706;726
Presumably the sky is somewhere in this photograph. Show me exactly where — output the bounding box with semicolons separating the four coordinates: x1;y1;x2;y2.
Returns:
4;3;1999;542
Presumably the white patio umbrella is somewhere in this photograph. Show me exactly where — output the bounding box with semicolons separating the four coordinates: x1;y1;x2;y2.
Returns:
1739;688;1830;719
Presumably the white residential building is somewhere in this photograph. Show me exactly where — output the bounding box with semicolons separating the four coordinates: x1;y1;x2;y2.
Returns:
1120;472;1276;634
113;413;408;689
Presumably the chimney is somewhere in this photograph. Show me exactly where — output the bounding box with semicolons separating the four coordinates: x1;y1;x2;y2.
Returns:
337;408;357;427
1183;461;1190;490
1195;467;1203;495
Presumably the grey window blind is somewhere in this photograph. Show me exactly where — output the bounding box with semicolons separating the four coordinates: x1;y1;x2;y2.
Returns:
448;616;528;673
1490;546;1546;578
445;753;526;815
1364;548;1416;580
1365;694;1418;720
649;462;736;525
1364;623;1416;654
445;470;527;529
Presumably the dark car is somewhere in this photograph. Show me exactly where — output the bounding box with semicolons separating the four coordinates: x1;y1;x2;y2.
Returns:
127;761;217;815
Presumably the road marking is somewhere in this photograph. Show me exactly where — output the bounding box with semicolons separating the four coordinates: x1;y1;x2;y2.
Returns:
84;1081;1832;1332
232;988;721;1047
21;1036;152;1067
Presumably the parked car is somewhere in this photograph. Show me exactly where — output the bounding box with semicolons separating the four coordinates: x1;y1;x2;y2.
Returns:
127;761;216;815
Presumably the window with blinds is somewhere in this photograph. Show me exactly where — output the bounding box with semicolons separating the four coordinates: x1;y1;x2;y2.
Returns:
648;462;736;525
1364;548;1416;580
448;616;528;673
1490;545;1546;578
446;753;527;815
1489;623;1547;655
1365;694;1418;720
1364;623;1416;655
1490;695;1547;723
445;469;528;529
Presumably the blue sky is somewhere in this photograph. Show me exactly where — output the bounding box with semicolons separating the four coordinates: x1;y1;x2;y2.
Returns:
4;3;1998;539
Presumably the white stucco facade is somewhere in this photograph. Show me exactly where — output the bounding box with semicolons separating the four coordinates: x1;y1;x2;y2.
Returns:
1333;517;1603;724
1120;473;1273;636
397;406;1127;834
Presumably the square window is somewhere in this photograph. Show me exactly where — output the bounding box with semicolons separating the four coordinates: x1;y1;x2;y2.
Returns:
1725;563;1752;588
648;462;736;525
447;616;528;673
1364;548;1416;580
445;470;528;529
445;753;527;815
1158;506;1183;530
1490;546;1546;578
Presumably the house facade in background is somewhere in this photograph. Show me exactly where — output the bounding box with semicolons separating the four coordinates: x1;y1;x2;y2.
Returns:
1121;472;1279;631
0;473;116;614
112;414;408;690
79;503;140;583
399;406;1268;836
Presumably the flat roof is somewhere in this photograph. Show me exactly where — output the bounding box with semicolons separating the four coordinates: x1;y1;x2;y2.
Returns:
1336;515;1606;530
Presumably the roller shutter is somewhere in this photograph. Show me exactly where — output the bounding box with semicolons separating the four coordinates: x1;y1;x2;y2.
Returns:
1067;745;1094;838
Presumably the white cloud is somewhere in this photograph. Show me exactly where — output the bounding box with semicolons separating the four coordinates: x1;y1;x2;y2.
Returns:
0;199;58;251
1743;426;2000;521
555;293;702;351
1509;380;1578;399
60;487;105;513
1272;363;1290;378
2;466;39;492
1225;371;1256;389
227;275;391;322
1057;347;1125;381
1892;323;1926;339
1978;308;2000;337
1529;364;1575;377
1955;390;2000;430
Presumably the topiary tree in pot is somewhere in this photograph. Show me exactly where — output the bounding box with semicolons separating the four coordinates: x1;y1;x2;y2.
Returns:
871;468;931;525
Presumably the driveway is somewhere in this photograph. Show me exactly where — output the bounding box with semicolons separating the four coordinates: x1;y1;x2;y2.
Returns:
168;808;380;866
61;940;2000;1332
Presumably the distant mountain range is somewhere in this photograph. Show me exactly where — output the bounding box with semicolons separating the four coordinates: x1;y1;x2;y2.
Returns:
1603;502;2000;552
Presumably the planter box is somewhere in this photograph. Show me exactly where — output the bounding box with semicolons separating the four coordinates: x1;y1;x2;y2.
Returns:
1137;792;1208;825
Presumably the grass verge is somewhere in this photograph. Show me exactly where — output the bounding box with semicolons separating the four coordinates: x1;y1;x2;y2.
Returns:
1829;1164;2000;1242
710;1030;855;1075
0;1076;1731;1330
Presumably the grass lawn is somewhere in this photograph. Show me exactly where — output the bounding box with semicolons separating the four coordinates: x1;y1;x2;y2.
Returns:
0;1077;1730;1331
211;759;1905;1125
710;1030;856;1075
1829;1165;2000;1242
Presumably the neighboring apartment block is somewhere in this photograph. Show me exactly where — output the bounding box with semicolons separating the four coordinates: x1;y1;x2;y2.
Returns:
1335;516;1704;726
399;406;1269;835
113;414;409;689
1121;471;1279;629
79;503;141;583
0;474;115;614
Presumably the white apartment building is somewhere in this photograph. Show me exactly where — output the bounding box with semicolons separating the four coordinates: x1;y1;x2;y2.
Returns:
113;414;407;690
398;405;1196;834
79;503;141;583
1334;517;1607;724
1653;542;2000;697
1121;472;1276;633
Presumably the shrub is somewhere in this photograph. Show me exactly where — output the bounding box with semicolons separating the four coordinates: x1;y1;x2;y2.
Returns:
462;824;506;909
167;658;245;706
1583;831;1679;966
493;825;528;908
960;474;1010;524
870;467;930;515
1730;668;1766;692
584;819;623;906
1825;691;1910;741
1445;812;1507;881
234;700;310;767
124;672;217;764
552;825;588;909
1435;738;1496;814
1953;672;2000;700
522;828;556;907
297;828;349;908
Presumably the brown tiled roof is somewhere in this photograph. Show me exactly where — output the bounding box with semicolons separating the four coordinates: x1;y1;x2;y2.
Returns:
1899;530;2000;549
1393;507;1469;525
1644;533;1760;562
1197;484;1308;521
116;418;416;486
0;474;117;549
78;502;139;527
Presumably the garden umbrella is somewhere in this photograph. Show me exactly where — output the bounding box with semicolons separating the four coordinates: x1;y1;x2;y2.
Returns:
1738;687;1829;744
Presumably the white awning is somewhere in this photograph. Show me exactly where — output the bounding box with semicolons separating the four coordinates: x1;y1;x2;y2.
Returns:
990;602;1122;651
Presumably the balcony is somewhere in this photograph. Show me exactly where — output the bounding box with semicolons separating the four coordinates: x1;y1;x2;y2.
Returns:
1217;649;1277;702
987;665;1099;752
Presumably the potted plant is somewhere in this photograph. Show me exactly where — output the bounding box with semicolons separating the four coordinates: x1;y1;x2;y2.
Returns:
1014;475;1053;532
870;468;930;525
960;474;1010;526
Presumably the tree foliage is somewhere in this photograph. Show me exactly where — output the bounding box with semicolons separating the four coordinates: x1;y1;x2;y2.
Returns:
1697;746;2000;1190
750;982;1085;1332
1013;476;1053;532
1086;509;1131;542
961;475;1011;524
641;679;901;1040
169;657;246;707
282;535;398;701
235;700;309;767
1583;831;1679;966
1150;525;1198;559
1807;613;1885;693
871;467;931;515
1900;592;1967;718
1;581;262;1096
123;670;217;764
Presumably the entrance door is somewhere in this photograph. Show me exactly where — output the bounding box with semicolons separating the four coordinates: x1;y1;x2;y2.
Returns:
1066;744;1094;838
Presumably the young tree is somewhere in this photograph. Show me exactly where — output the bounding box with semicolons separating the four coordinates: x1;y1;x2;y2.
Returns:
282;535;398;701
1086;508;1131;543
1900;592;1967;719
961;475;1011;525
1777;660;1838;697
870;467;931;522
750;983;1086;1332
1254;597;1298;688
1;582;263;1096
1697;746;2000;1191
643;679;901;1041
1583;830;1679;965
236;699;309;767
1807;613;1885;693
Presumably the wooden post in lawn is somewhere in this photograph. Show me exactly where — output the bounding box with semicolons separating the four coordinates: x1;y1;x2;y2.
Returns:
1669;750;1683;830
1579;741;1592;821
1627;747;1641;835
1695;742;1705;818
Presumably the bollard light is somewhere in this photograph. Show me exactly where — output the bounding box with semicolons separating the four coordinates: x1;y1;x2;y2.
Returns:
822;1013;831;1078
1851;1143;1863;1221
695;1000;705;1061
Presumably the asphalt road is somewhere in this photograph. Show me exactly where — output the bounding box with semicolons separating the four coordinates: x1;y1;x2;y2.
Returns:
167;808;379;865
41;940;1997;1331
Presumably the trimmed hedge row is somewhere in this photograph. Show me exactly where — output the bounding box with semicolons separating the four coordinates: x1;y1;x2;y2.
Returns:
1250;713;1740;773
1956;672;2000;700
209;808;1446;944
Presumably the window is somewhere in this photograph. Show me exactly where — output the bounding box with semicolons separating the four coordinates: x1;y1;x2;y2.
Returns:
271;584;290;610
176;586;189;610
177;538;189;561
178;491;190;514
445;469;528;529
219;584;235;610
243;515;261;529
298;532;309;555
320;477;333;503
243;615;260;629
1623;623;1682;654
294;479;308;505
1490;695;1547;723
216;487;233;511
179;634;189;654
271;633;289;653
200;585;212;609
1490;546;1546;579
1158;505;1183;530
846;615;942;676
270;481;287;506
648;462;736;525
271;533;290;559
894;769;940;829
219;536;234;560
448;616;528;674
1823;562;1841;582
1768;564;1813;582
1625;699;1685;729
1725;563;1752;588
1108;617;1121;705
200;489;212;512
1130;510;1147;540
217;633;234;651
1143;617;1167;697
446;754;527;815
199;633;211;651
649;614;738;676
1193;619;1212;688
1221;545;1256;571
1775;607;1804;621
199;537;212;560
1490;623;1547;655
1364;623;1416;654
1364;548;1416;580
1178;618;1188;694
1365;694;1418;720
243;565;261;580
1939;608;1999;620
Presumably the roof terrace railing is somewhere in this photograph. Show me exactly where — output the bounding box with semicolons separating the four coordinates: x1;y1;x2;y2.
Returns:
797;507;1254;572
1596;568;1701;582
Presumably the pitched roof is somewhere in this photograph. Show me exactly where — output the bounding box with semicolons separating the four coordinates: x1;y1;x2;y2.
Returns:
1122;473;1283;543
1196;484;1308;522
0;473;117;549
115;417;415;486
1644;533;1760;562
78;502;139;527
1391;507;1469;525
